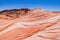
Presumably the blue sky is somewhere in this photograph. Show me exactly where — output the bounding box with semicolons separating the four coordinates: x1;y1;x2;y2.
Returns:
0;0;60;11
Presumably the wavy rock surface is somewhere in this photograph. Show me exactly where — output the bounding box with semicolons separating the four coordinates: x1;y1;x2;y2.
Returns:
0;8;60;40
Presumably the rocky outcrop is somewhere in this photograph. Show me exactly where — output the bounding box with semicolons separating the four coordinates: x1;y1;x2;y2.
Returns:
0;8;60;40
0;8;31;19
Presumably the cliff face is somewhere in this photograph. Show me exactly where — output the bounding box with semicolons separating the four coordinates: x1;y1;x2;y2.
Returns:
0;8;60;40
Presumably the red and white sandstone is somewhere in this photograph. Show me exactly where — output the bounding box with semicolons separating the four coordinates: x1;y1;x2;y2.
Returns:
0;8;60;40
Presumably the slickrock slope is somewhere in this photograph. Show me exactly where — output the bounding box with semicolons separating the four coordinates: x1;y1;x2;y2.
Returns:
0;8;60;40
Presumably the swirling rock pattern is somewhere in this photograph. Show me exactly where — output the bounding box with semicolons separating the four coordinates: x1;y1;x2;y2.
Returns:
0;8;60;40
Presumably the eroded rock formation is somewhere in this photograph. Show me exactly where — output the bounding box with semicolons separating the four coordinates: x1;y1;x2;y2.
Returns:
0;8;60;40
0;8;31;19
